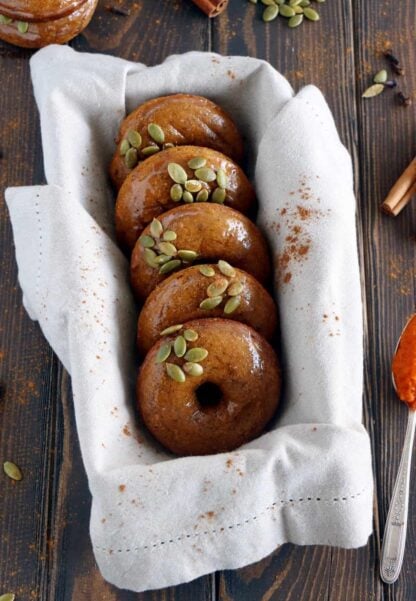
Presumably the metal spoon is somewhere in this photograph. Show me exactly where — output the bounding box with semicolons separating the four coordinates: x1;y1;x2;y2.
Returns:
380;316;416;584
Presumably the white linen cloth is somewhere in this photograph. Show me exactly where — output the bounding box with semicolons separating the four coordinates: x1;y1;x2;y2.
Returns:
5;46;373;593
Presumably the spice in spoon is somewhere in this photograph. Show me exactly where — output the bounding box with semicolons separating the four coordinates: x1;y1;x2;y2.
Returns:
392;314;416;410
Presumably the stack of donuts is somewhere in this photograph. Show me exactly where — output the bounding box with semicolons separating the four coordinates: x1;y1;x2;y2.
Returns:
110;94;281;456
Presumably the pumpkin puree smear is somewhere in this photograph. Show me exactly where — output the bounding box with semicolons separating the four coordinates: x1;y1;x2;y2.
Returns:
392;314;416;411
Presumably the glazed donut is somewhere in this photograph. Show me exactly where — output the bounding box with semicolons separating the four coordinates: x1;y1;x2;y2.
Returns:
109;94;244;189
130;203;271;300
137;318;281;455
115;145;256;250
137;264;277;355
0;0;97;48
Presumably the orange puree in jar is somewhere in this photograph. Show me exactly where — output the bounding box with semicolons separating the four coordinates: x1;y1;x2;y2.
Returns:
392;314;416;411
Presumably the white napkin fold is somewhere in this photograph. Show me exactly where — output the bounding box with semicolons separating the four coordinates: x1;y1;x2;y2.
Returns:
5;47;373;593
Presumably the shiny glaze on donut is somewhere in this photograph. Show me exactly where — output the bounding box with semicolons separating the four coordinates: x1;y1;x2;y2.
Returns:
137;318;281;455
109;94;244;189
0;0;97;47
130;203;272;300
116;145;256;250
137;264;277;355
0;0;87;21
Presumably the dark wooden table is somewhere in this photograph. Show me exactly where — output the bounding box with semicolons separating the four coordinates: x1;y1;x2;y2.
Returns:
0;1;415;599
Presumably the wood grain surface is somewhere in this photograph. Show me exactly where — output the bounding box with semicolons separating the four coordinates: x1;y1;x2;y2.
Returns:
0;0;415;599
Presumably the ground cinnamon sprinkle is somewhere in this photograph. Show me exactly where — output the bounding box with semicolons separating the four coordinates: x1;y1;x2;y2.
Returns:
273;177;329;285
389;256;415;296
275;208;312;284
122;424;132;436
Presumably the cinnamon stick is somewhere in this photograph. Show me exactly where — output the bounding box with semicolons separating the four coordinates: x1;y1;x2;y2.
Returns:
381;156;416;216
191;0;229;17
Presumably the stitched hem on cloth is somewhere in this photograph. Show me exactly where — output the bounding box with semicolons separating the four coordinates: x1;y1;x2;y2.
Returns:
94;486;370;554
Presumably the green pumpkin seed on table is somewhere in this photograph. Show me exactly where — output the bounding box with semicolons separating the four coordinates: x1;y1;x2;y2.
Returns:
251;0;324;27
3;461;22;481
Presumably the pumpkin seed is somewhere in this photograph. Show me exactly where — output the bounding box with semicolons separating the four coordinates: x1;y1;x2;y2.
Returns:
299;0;310;4
127;130;142;148
224;295;241;314
141;145;160;157
184;329;199;342
3;461;22;481
183;362;204;376
138;235;155;248
196;189;209;202
144;248;158;268
293;5;304;13
164;142;175;149
0;594;16;601
216;168;228;189
17;21;28;33
154;254;173;265
207;278;229;297
261;0;276;4
163;230;177;241
280;4;295;16
362;83;385;98
156;343;172;363
168;162;188;184
218;260;236;277
184;348;208;362
125;147;138;169
248;0;258;3
373;69;388;84
315;0;325;2
289;0;302;5
200;296;224;310
158;241;177;256
166;363;186;383
174;335;187;357
262;5;279;21
228;281;244;296
182;191;194;203
199;265;216;277
159;259;181;275
148;123;165;144
119;139;130;156
194;167;216;183
150;218;163;239
160;324;183;336
185;179;203;193
0;15;13;24
188;157;207;170
288;13;303;26
178;250;198;261
170;183;183;202
211;187;226;204
303;6;319;20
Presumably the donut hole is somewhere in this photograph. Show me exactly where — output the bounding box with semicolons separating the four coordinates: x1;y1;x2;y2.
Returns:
196;382;223;411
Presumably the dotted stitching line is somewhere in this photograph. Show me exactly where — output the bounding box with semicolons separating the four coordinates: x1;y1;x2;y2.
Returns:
34;195;43;304
94;487;370;554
